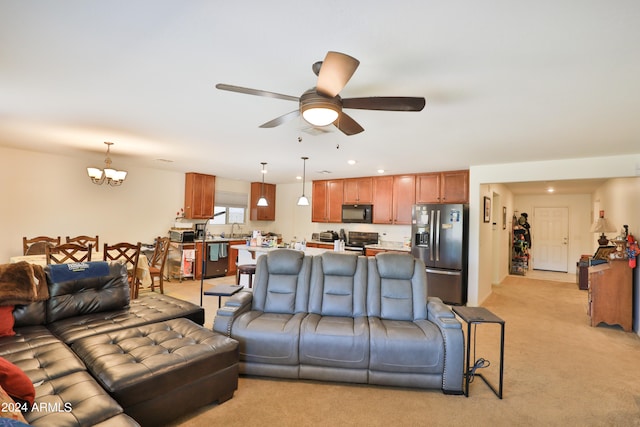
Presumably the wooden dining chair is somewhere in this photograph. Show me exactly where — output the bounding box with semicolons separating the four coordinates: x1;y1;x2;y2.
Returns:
103;242;142;299
45;243;93;264
66;235;99;252
148;236;171;295
23;236;61;255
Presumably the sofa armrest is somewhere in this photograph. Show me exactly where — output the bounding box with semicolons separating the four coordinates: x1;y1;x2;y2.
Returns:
213;290;253;336
426;297;464;394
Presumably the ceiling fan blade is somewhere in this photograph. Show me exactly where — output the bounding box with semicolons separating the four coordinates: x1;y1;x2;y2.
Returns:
343;96;426;111
316;51;360;97
334;112;364;136
216;83;299;102
259;110;300;128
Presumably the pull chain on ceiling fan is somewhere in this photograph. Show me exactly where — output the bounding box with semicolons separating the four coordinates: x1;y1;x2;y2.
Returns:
216;51;425;136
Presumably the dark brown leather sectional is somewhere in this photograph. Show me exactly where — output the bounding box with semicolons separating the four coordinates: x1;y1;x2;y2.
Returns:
1;261;239;426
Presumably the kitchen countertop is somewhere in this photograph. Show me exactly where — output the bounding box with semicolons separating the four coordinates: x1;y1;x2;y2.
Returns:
364;243;411;252
231;244;340;257
194;237;250;243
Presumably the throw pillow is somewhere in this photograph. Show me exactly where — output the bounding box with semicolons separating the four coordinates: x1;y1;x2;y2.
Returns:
0;358;34;406
0;307;15;337
0;385;28;423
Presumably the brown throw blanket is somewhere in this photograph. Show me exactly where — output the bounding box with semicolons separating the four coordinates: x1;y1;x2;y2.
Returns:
0;262;49;305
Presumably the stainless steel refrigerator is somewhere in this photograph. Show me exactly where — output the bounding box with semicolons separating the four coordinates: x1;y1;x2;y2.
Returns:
411;204;468;305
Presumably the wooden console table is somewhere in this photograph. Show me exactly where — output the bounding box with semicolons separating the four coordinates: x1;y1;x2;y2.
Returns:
587;259;632;331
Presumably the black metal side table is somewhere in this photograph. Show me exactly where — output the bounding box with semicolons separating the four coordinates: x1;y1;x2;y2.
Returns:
204;284;243;308
452;306;505;399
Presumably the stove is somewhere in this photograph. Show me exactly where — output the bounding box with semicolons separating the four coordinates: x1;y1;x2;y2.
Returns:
345;231;379;253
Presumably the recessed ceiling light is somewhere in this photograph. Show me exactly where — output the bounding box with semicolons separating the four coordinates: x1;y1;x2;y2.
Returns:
296;175;302;180
547;187;555;193
377;169;385;174
347;160;356;165
156;158;174;163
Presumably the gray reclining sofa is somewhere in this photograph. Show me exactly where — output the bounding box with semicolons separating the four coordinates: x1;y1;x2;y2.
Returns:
214;249;464;394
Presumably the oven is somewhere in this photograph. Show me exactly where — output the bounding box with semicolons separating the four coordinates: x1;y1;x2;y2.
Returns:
346;231;379;254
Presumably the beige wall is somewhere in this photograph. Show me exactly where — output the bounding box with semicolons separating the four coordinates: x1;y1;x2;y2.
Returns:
3;145;639;312
470;155;640;307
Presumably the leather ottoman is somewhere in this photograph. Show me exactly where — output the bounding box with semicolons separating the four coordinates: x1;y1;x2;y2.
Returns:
71;318;239;426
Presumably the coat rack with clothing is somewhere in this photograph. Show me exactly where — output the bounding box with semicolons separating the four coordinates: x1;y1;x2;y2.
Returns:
510;212;531;275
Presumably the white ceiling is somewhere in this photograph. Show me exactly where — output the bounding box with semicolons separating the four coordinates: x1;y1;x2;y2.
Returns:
1;1;639;190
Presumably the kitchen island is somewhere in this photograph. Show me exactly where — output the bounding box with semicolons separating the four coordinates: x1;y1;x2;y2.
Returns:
230;244;334;258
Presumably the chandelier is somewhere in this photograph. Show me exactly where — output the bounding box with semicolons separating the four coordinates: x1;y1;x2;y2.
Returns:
87;142;128;186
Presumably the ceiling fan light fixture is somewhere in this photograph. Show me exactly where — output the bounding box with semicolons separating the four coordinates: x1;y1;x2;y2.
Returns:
300;89;341;127
302;107;339;127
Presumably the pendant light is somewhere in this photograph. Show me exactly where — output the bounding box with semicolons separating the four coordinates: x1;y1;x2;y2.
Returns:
257;162;268;207
297;156;309;206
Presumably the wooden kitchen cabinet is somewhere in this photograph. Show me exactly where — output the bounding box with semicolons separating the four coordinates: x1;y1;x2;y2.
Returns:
441;170;469;203
227;240;248;277
588;259;632;331
415;170;469;204
372;176;393;224
415;173;441;204
343;177;373;204
312;180;344;223
250;182;276;221
184;173;215;219
365;248;407;256
373;175;415;224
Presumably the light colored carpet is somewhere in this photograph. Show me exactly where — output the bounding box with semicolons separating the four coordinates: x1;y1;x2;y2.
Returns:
153;273;640;427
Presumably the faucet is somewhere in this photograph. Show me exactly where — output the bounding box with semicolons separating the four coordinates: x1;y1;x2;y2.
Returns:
230;222;240;237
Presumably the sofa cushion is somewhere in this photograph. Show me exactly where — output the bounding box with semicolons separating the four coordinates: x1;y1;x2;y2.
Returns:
0;306;15;337
47;293;205;345
252;249;311;314
368;318;444;374
367;253;428;321
309;252;366;317
3;342;86;387
12;301;46;328
0;357;35;405
300;313;369;369
0;326;61;358
45;262;129;324
24;371;128;427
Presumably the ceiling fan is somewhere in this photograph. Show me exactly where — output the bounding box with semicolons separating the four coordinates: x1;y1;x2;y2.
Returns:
216;51;426;136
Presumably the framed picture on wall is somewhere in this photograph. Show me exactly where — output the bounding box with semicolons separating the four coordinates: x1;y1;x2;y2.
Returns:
483;197;491;223
502;206;507;229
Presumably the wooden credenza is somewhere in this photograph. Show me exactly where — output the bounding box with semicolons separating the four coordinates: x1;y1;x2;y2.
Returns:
587;259;632;331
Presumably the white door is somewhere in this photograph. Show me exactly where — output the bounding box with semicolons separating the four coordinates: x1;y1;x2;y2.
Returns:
532;207;569;272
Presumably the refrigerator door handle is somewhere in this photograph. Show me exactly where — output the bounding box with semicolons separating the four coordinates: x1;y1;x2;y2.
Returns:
434;209;441;261
429;210;435;262
426;268;461;276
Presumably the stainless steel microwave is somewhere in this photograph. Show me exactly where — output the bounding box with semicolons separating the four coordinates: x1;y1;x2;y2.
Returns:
170;230;195;243
341;204;373;223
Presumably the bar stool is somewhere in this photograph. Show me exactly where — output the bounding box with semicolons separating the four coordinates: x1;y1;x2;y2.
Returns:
237;264;256;288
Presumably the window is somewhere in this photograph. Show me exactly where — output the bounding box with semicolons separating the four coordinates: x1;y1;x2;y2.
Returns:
210;206;245;224
210;191;248;225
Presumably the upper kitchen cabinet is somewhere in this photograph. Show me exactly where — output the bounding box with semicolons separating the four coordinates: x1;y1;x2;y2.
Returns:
184;173;215;219
415;170;469;203
440;170;469;203
312;180;344;223
343;177;373;204
250;182;276;221
372;175;415;225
